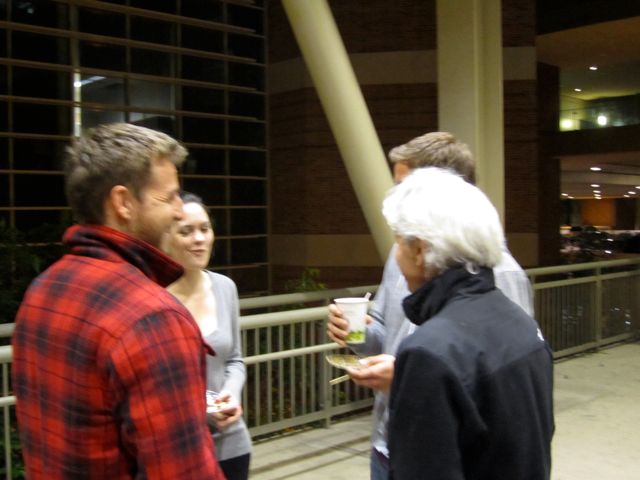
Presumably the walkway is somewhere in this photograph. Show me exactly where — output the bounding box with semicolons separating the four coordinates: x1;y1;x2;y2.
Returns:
249;341;640;480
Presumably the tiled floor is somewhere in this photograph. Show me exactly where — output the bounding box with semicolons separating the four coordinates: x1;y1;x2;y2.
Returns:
249;341;640;480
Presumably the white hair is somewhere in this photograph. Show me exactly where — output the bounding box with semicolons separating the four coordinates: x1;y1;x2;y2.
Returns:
382;167;504;274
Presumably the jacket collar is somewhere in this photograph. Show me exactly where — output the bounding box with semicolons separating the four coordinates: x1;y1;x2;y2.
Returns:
402;265;495;326
63;224;184;287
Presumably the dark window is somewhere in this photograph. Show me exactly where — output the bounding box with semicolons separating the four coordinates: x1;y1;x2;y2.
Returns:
208;208;228;236
182;57;224;83
228;5;264;34
14;174;66;207
10;0;68;28
0;100;7;131
181;26;223;53
0;138;7;169
229;91;265;118
230;179;265;206
12;31;70;64
130;0;176;14
131;17;175;45
182;178;226;206
212;238;229;266
229;121;264;147
81;108;126;130
182;86;225;114
180;2;223;22
131;48;175;76
13;68;71;100
0;65;6;94
231;237;266;263
0;29;5;56
130;80;174;110
229;63;264;90
228;265;268;294
15;210;69;236
131;115;176;137
80;41;126;70
0;174;8;205
230;150;266;177
183;148;226;175
14;139;67;171
231;209;266;235
182;117;225;144
229;34;264;62
78;7;125;37
13;103;71;135
80;76;125;105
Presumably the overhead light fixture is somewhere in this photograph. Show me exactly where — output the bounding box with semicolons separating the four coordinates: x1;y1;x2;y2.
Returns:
589;66;598;71
629;191;637;195
636;186;640;189
597;115;608;126
590;167;602;171
560;118;575;130
593;190;601;194
561;193;569;197
590;184;600;188
574;88;582;92
568;196;574;199
624;195;630;198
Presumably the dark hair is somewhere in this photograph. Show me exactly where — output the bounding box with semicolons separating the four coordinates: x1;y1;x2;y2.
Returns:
65;123;187;224
179;191;214;228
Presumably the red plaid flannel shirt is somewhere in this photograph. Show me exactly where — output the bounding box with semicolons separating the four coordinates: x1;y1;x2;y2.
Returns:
12;225;225;479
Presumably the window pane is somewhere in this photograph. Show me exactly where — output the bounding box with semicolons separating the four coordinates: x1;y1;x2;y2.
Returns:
229;34;264;63
0;174;8;205
130;114;176;137
131;48;175;76
228;5;263;34
209;208;228;236
14;174;65;206
183;148;225;175
0;138;7;169
13;67;71;100
14;139;66;171
130;0;176;14
182;86;224;114
15;210;70;237
229;63;264;90
0;65;6;94
131;16;175;45
231;209;266;235
14;103;71;135
180;2;223;22
212;238;229;266
182;118;225;144
182;57;224;83
0;29;5;56
231;237;266;263
182;26;223;53
229;265;268;294
79;75;125;105
182;178;226;206
230;179;265;206
0;100;7;131
230;150;266;177
78;7;125;37
80;41;126;70
229;121;264;147
12;31;70;64
81;107;126;130
230;91;264;118
10;0;68;28
130;80;174;110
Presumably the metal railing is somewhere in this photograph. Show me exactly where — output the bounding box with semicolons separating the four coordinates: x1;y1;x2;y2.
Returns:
2;259;640;477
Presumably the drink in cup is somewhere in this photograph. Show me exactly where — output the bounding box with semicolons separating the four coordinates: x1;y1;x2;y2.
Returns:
334;297;369;344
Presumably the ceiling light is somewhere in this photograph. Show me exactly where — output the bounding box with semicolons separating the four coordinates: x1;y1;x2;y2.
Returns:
629;191;637;195
574;88;582;92
597;115;608;126
593;190;601;194
636;186;640;189
590;184;600;188
561;193;568;197
568;196;574;199
589;66;598;71
590;167;601;171
624;195;630;198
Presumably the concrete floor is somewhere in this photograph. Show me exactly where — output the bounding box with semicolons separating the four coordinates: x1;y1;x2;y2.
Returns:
249;341;640;480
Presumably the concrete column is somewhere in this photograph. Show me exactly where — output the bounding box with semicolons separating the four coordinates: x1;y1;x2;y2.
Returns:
281;0;394;261
437;0;505;221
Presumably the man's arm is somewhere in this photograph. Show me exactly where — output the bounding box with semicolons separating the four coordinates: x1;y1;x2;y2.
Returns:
109;310;225;479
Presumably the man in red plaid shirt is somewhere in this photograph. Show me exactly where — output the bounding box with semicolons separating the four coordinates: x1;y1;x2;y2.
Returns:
12;123;226;479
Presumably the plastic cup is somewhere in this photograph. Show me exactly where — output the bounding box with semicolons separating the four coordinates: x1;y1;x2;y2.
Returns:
334;297;368;344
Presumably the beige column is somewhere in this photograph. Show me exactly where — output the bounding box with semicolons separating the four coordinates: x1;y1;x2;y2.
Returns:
281;0;394;261
437;0;505;221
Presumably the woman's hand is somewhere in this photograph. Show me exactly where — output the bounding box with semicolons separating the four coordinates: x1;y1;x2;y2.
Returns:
207;390;243;431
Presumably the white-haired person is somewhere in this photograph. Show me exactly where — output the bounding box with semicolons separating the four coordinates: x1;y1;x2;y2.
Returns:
381;168;554;480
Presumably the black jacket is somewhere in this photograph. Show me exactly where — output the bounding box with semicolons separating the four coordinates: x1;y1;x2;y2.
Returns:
388;266;554;480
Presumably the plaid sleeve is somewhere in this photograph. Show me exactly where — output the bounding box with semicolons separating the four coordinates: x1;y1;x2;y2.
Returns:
107;309;226;479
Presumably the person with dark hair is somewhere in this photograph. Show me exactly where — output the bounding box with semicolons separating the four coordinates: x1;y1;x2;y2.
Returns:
164;191;252;480
12;123;225;479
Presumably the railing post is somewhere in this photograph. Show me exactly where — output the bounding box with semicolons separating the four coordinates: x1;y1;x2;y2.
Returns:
595;266;603;347
320;319;331;429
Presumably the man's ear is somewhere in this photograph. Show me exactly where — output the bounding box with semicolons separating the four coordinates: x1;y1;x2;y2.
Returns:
107;185;134;221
